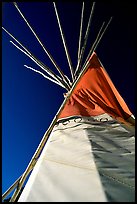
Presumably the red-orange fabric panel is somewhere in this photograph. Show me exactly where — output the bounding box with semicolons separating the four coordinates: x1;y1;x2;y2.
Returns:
58;52;132;120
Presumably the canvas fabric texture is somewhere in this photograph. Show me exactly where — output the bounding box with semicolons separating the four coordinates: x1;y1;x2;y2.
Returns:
18;113;135;202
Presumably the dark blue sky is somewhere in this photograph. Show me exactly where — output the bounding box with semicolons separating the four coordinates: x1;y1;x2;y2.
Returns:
2;2;135;198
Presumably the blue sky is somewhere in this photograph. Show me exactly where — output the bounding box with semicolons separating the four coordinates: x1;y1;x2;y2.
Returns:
2;2;135;198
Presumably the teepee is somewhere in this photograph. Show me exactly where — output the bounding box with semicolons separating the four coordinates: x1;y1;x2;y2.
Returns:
2;2;135;202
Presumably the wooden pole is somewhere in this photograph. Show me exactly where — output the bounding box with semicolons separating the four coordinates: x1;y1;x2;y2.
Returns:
2;27;69;90
53;2;74;81
75;2;96;77
2;175;23;201
81;17;113;74
2;166;33;201
24;65;66;88
81;21;105;73
13;2;71;89
10;40;69;91
77;2;84;63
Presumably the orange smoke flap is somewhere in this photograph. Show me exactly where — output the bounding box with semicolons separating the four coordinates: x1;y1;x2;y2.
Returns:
58;52;132;120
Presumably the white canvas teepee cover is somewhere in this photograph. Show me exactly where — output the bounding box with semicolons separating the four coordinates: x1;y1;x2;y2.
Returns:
18;53;135;202
2;2;134;202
